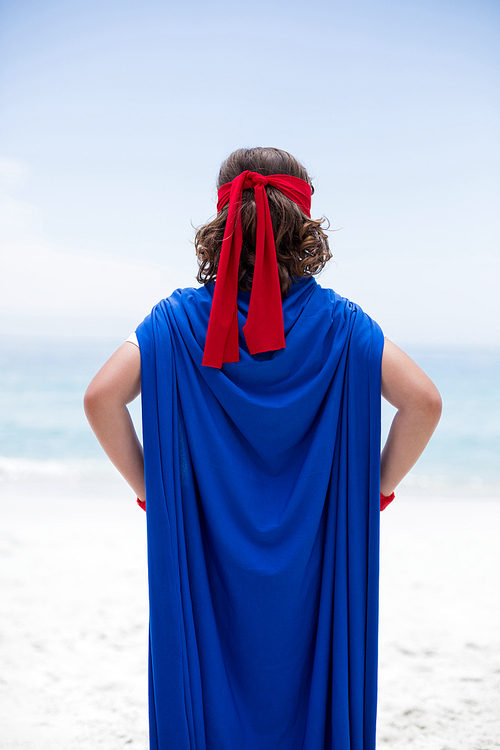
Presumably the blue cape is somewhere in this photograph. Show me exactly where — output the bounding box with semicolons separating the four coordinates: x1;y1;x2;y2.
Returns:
137;277;384;750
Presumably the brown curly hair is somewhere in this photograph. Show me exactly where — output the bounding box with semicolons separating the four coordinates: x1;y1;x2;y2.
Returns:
195;147;332;297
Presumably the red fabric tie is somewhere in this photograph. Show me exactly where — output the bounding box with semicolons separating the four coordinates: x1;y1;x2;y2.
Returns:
202;171;312;368
380;491;395;511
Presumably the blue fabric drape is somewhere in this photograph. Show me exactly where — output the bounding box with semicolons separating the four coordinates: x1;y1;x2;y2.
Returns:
137;277;384;750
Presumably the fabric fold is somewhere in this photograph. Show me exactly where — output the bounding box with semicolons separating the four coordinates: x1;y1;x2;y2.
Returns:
138;279;384;750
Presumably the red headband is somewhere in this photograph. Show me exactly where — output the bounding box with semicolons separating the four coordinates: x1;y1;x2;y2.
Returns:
202;170;312;368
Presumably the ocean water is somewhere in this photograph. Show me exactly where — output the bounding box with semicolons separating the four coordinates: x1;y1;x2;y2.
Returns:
381;347;500;495
0;337;499;495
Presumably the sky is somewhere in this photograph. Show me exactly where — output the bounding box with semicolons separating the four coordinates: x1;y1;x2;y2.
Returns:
0;0;498;346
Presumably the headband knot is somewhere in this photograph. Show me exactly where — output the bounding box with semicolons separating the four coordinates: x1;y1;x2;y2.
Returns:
203;170;312;368
244;172;268;187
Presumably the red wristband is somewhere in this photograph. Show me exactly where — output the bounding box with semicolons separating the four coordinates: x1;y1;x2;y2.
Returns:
380;491;395;511
137;498;146;511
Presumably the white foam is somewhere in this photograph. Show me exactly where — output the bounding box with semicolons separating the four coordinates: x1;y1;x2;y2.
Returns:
0;455;116;483
400;472;500;497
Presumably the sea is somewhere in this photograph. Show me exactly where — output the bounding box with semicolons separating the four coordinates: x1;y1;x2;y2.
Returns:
0;336;499;497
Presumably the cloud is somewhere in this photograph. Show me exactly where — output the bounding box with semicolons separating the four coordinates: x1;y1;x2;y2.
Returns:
0;183;198;335
0;157;28;189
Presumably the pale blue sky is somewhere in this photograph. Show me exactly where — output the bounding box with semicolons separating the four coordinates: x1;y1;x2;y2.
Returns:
0;0;498;345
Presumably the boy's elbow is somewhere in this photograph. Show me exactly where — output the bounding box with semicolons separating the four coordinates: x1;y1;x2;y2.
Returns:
83;382;106;420
421;383;442;427
430;387;442;417
402;381;442;426
83;386;95;420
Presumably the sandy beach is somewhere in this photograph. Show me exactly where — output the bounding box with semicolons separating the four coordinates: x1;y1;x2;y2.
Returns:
1;478;499;749
378;493;500;749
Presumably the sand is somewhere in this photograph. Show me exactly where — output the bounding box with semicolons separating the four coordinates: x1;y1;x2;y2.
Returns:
1;478;499;749
378;495;500;749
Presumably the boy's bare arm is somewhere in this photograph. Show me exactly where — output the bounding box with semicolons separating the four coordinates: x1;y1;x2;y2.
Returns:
84;343;145;501
380;339;442;496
